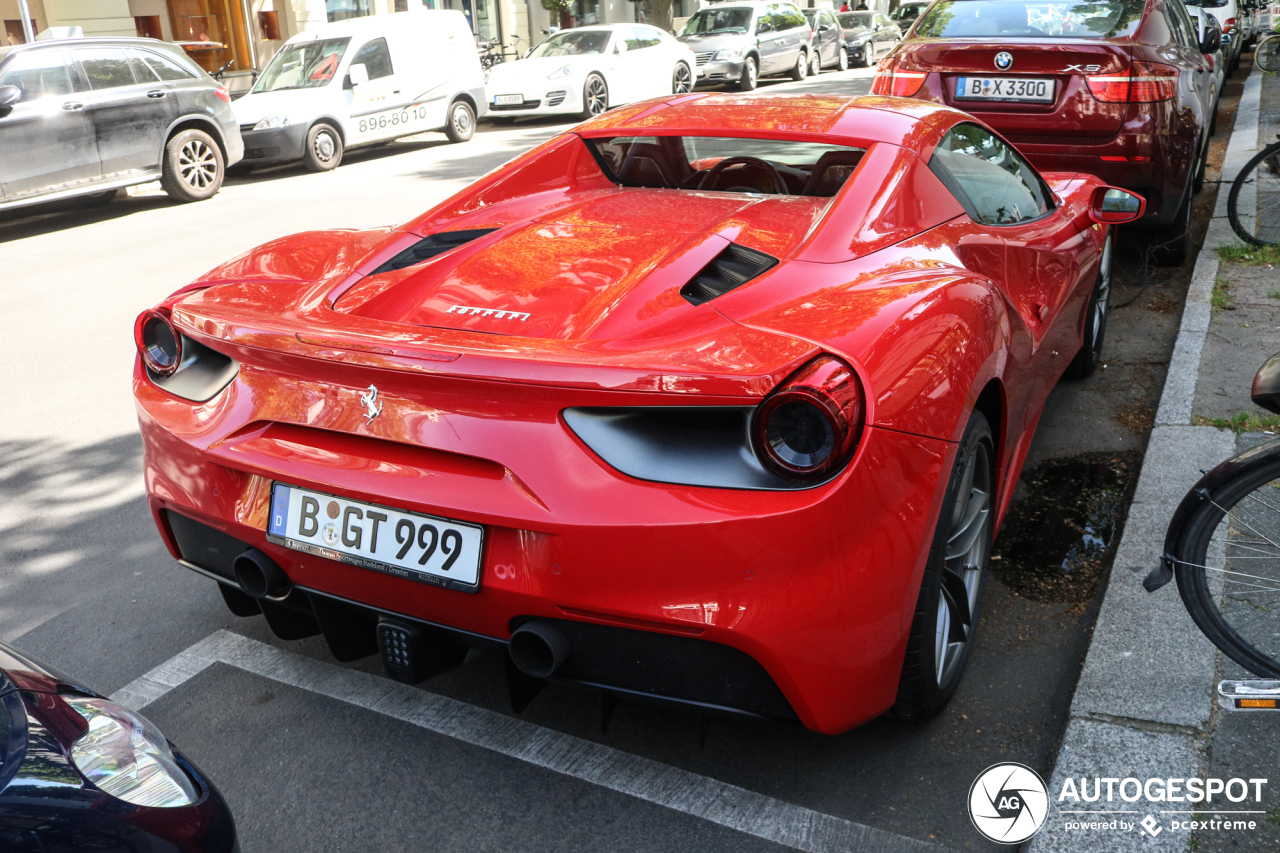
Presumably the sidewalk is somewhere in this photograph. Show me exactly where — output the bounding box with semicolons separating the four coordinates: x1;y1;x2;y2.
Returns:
1029;63;1275;853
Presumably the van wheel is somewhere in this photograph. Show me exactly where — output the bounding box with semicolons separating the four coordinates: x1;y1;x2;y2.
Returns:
445;99;475;143
161;129;224;202
737;56;758;91
303;123;343;172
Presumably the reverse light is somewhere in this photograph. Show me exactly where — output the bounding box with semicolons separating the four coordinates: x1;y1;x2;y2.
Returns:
870;57;926;98
252;114;289;130
67;697;199;808
213;87;231;104
753;356;864;479
134;309;183;377
1086;61;1177;103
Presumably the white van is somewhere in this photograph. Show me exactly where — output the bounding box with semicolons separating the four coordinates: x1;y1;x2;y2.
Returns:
233;10;485;172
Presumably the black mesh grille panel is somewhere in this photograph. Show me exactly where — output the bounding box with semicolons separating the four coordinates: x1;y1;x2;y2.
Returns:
679;243;779;306
165;511;249;580
527;617;798;721
372;229;497;274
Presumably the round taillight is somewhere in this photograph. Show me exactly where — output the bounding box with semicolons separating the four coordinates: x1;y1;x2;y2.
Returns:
134;309;183;377
753;356;863;479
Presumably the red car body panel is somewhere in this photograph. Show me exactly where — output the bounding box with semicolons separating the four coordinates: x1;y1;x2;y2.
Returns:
134;94;1112;733
889;0;1213;224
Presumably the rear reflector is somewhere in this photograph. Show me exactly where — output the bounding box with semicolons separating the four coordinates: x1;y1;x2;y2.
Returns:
1086;61;1177;103
1099;155;1151;162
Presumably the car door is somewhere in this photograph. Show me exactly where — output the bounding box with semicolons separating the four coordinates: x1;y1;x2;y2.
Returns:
0;48;101;199
345;37;414;144
756;6;788;74
1165;0;1213;169
72;46;175;178
626;26;667;99
816;10;836;65
778;4;809;69
874;14;898;60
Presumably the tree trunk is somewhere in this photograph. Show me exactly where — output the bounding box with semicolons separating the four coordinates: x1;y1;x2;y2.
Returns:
652;0;674;32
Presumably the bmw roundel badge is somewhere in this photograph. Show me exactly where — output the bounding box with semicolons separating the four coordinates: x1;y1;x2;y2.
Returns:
994;51;1014;71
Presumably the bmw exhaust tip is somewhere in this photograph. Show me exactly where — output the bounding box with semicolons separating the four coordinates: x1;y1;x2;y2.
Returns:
233;548;291;599
508;622;572;679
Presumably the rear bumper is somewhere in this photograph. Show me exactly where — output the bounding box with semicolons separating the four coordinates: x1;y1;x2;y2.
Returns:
135;355;953;734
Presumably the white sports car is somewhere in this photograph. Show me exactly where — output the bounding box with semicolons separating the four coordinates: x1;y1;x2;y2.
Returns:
484;24;696;120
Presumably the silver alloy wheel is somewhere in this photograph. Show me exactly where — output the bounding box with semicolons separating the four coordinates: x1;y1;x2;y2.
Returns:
452;103;473;136
178;139;218;190
747;58;758;87
585;76;607;116
312;129;337;163
796;52;808;78
934;440;991;685
1091;232;1113;352
810;48;821;75
838;47;848;70
674;62;692;94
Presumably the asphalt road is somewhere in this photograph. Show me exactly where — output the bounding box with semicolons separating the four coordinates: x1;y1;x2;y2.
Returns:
0;66;1218;852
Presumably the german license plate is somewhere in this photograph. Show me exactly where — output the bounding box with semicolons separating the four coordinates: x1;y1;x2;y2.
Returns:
955;76;1055;102
494;94;524;105
266;483;484;592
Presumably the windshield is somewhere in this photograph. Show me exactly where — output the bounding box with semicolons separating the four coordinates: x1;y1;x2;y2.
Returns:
839;12;874;27
587;135;866;198
252;37;350;92
914;0;1145;38
528;30;611;57
681;7;753;35
891;3;929;20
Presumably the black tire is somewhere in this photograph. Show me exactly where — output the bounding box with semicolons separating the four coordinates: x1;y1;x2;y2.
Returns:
1193;133;1209;194
1169;443;1280;677
1227;141;1280;247
1210;102;1218;137
737;56;759;91
160;129;224;202
1143;187;1191;266
77;188;118;209
892;411;995;721
789;50;809;81
444;99;475;143
302;122;342;172
581;74;608;120
673;61;693;94
838;46;849;71
1065;229;1113;380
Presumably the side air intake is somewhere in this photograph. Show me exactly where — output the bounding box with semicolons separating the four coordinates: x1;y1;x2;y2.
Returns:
679;243;779;306
372;229;498;274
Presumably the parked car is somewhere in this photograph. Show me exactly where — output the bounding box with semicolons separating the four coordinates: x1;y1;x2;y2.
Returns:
1185;0;1245;73
484;25;696;121
838;10;902;67
130;93;1145;734
875;0;1217;264
802;7;848;72
0;38;242;212
0;642;237;851
232;10;484;173
1188;8;1226;134
890;0;932;32
678;0;814;90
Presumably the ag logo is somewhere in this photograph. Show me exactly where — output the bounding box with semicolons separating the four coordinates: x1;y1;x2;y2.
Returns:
968;763;1048;844
994;51;1014;71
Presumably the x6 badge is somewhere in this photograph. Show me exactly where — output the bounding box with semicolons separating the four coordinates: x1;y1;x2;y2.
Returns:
994;51;1014;71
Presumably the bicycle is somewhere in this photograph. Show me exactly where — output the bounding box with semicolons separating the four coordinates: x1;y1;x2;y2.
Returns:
1226;32;1280;246
1144;352;1280;678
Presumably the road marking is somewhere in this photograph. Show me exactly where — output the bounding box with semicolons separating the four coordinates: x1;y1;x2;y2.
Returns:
113;630;951;853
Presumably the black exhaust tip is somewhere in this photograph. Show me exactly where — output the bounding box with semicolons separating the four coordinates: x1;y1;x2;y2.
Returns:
233;548;291;599
508;622;572;679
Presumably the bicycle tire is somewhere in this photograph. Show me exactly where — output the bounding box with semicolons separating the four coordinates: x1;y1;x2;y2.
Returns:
1166;439;1280;677
1227;141;1280;247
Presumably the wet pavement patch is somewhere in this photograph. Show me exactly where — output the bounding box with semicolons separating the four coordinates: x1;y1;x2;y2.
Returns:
992;452;1141;605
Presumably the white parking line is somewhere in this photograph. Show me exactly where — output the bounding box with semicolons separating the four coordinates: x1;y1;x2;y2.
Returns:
112;630;952;853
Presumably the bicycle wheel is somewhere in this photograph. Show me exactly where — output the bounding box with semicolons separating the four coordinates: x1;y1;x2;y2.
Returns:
1227;141;1280;247
1167;440;1280;677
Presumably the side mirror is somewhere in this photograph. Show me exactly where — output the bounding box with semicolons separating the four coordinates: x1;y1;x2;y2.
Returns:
614;40;628;54
345;63;368;89
1089;186;1146;224
1252;353;1280;414
0;85;20;111
757;20;773;33
1200;29;1221;54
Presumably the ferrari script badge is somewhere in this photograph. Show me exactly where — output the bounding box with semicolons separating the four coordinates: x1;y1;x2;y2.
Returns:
359;385;383;424
994;52;1014;71
447;304;531;321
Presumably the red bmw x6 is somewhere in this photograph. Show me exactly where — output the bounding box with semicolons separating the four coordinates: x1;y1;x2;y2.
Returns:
874;0;1218;263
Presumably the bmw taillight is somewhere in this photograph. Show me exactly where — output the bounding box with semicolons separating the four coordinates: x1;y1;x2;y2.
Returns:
753;356;864;479
1086;61;1177;103
134;309;183;377
870;56;927;98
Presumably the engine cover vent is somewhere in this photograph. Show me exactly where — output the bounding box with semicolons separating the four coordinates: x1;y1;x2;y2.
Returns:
372;228;498;274
679;243;779;306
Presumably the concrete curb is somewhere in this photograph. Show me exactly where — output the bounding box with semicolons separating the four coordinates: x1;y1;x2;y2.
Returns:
1029;67;1265;853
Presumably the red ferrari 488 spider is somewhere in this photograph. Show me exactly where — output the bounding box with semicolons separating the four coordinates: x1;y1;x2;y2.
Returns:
133;93;1144;734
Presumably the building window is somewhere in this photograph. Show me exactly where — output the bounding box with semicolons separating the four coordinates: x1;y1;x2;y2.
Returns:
326;0;373;23
167;0;253;73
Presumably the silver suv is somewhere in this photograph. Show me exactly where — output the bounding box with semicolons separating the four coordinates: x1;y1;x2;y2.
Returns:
678;1;813;91
0;38;243;213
